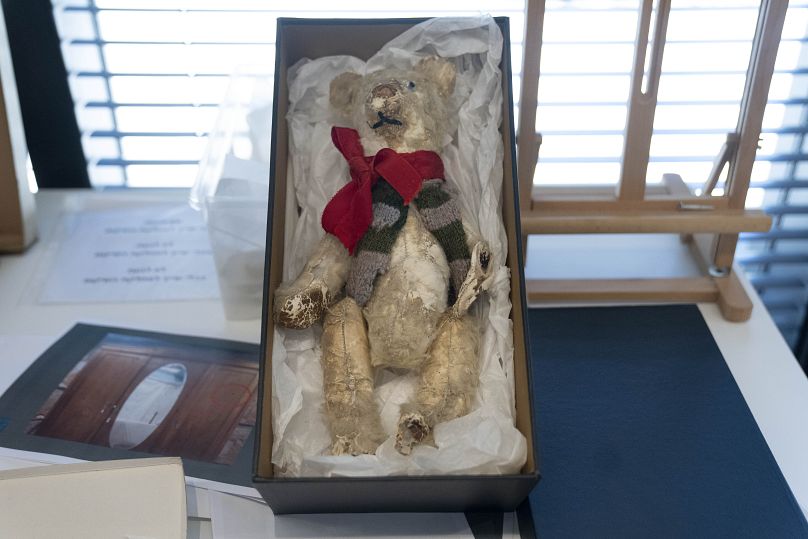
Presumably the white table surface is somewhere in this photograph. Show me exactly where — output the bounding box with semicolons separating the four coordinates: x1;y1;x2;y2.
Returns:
1;189;807;536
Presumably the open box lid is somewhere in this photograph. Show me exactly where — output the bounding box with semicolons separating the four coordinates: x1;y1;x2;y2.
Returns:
0;457;187;538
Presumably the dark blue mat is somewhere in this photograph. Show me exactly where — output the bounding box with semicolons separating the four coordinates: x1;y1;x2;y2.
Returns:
525;305;808;538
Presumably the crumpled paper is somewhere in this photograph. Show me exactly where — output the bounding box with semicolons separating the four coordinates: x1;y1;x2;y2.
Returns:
271;16;527;477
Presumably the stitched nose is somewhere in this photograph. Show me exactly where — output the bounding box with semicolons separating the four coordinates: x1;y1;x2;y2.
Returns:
372;84;396;99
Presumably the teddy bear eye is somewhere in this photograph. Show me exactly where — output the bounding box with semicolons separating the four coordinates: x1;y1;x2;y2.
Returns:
407;81;416;90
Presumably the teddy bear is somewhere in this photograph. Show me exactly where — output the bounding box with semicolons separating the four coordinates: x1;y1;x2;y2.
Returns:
273;56;492;456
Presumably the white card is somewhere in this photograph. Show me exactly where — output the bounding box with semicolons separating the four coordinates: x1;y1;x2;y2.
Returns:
40;204;220;303
0;457;186;539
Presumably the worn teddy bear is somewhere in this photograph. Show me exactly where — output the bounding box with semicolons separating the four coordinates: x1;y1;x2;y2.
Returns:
274;56;492;456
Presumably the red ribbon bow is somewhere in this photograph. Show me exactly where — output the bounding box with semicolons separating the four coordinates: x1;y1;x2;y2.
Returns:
321;127;445;254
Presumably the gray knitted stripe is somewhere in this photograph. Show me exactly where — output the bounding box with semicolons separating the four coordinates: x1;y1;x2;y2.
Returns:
371;202;402;228
418;202;462;231
449;258;471;297
346;250;390;307
422;179;443;188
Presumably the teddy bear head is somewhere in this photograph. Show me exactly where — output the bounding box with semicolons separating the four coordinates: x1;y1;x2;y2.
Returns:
329;56;457;154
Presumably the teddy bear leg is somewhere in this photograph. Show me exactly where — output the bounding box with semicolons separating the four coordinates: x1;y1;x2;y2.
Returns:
321;296;386;455
395;313;480;455
395;240;492;455
274;234;350;329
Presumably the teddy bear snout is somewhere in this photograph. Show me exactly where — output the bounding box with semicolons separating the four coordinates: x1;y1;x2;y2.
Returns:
371;83;397;99
366;83;405;130
369;83;402;116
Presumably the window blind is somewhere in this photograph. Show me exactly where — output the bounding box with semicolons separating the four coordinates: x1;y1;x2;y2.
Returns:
52;0;525;187
53;0;808;349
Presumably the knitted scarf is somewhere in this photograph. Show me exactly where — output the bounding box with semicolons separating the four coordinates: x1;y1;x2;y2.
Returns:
322;127;470;307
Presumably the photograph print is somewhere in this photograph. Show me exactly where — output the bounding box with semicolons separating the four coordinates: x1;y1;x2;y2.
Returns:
25;332;258;465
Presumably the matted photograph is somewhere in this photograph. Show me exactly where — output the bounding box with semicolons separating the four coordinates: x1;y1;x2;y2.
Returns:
0;324;260;487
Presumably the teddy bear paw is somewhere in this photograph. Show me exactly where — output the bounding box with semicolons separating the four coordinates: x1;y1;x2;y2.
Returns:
274;282;329;329
452;241;494;316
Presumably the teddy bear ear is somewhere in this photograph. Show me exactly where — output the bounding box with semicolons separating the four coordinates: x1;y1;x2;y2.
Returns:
329;72;362;115
415;56;456;98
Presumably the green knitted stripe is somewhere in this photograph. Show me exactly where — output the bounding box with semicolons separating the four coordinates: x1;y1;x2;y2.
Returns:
373;178;403;205
414;182;452;209
355;179;407;254
356;221;404;253
429;221;470;262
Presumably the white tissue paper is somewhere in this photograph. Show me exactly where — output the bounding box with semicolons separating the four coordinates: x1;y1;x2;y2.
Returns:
272;16;527;477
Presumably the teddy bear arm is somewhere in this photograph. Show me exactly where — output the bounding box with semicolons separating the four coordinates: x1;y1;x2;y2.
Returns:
273;233;350;329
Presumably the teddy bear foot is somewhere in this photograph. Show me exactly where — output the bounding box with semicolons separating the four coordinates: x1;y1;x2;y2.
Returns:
395;412;431;455
331;432;381;456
